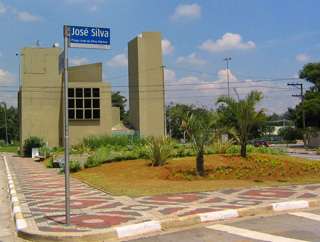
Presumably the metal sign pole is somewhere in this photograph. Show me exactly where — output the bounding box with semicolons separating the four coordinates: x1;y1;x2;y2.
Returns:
63;25;70;225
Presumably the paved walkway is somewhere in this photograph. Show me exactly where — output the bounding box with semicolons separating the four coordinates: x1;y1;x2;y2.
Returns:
2;152;320;240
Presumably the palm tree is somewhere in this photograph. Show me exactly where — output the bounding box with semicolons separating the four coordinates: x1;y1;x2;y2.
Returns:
180;111;236;176
216;90;266;158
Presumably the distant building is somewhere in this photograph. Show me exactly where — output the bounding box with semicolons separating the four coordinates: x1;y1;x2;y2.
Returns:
19;31;165;153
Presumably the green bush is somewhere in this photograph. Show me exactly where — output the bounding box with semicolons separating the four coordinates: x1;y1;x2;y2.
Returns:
84;146;110;168
59;160;81;173
45;158;54;168
82;134;147;150
145;136;173;167
23;136;45;157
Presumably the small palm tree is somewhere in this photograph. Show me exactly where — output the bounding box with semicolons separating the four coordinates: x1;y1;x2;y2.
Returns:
216;90;266;158
180;111;236;176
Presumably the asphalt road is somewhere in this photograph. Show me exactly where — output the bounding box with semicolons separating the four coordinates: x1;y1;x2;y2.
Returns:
0;157;27;242
127;208;320;242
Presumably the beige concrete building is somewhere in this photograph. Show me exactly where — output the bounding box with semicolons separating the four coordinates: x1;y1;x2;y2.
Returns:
128;32;165;137
19;47;119;152
19;31;165;152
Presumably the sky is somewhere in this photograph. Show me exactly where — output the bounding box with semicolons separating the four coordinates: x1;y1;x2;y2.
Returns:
0;0;319;115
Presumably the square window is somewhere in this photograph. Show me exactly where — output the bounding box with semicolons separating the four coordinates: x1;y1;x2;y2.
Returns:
93;99;100;108
84;88;91;97
85;109;92;119
76;88;83;97
76;99;83;108
68;110;75;119
93;109;100;119
68;99;74;108
76;110;83;119
93;88;100;97
85;99;91;108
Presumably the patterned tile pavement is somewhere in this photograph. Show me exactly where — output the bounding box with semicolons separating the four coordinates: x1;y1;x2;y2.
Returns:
2;152;320;233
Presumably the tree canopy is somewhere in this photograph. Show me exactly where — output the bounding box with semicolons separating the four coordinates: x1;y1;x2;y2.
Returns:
111;91;129;121
289;63;320;129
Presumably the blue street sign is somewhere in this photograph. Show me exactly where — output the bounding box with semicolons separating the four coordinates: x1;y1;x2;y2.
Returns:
68;26;110;50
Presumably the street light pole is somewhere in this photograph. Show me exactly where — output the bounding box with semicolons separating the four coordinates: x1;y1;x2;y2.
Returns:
223;57;232;98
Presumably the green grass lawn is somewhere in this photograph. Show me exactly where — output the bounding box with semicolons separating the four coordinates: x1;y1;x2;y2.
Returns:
0;146;19;154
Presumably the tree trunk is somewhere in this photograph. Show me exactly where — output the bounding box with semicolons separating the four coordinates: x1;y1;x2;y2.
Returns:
196;150;204;176
240;141;247;158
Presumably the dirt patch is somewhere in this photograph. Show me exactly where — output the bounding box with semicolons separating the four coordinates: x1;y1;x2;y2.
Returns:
159;154;320;181
72;153;320;196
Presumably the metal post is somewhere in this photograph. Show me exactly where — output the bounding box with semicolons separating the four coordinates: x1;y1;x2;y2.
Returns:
161;65;167;137
223;58;231;98
63;25;70;225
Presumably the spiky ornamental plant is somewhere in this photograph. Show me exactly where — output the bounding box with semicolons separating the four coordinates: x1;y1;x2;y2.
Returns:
145;136;173;167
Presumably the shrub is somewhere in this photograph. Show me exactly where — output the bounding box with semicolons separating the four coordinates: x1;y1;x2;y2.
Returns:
212;139;234;154
84;146;110;168
59;160;81;173
71;141;91;154
82;134;147;150
23;136;45;157
145;136;173;167
45;158;54;168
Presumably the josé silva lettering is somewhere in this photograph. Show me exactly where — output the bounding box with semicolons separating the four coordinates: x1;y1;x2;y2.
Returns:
71;27;109;38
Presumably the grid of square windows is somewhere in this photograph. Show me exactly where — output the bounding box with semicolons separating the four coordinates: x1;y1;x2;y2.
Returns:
68;88;100;120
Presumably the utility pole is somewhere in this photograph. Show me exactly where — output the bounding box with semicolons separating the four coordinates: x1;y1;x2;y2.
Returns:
287;83;306;148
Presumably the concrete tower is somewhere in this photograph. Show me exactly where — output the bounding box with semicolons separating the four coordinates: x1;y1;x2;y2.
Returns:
128;32;165;137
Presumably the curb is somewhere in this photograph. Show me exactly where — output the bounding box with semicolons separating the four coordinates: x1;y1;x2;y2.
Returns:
2;154;320;241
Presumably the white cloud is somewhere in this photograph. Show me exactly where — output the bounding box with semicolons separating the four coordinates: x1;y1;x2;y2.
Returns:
69;57;89;66
89;5;98;12
296;54;310;62
162;39;175;55
11;9;42;21
200;33;256;52
106;54;128;67
175;53;206;66
164;69;176;82
0;2;6;14
165;69;296;114
170;3;201;21
0;69;16;86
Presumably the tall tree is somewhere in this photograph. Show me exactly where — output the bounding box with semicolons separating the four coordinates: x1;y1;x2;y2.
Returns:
216;90;266;158
289;63;320;129
111;91;129;120
166;103;208;140
0;105;19;143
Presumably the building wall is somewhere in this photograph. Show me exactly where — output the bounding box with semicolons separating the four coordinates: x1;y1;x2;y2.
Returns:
128;32;165;137
20;47;118;152
20;47;62;151
111;107;120;127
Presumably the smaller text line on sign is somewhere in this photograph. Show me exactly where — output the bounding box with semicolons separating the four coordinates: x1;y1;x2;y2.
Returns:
68;26;110;50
